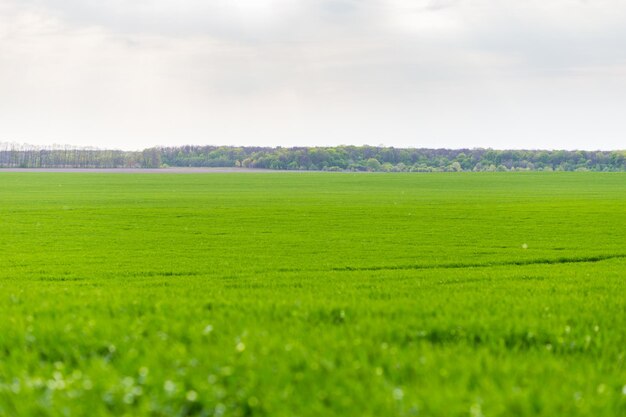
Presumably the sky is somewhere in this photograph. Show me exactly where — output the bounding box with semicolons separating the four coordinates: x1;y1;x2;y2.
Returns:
1;0;625;151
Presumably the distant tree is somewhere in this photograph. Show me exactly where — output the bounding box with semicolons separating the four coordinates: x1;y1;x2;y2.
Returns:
142;148;162;168
366;158;381;171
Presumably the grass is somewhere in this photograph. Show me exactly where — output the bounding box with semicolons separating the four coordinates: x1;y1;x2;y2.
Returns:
1;172;626;416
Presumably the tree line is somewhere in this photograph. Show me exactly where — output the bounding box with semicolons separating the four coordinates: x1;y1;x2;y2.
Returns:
2;143;625;172
0;143;155;169
153;145;626;172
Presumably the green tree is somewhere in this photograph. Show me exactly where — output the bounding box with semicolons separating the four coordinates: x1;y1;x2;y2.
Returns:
366;158;381;171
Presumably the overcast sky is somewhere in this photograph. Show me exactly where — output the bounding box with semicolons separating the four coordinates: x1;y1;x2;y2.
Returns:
1;0;625;150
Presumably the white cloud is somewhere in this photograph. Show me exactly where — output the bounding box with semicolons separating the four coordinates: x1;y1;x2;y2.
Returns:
1;0;625;150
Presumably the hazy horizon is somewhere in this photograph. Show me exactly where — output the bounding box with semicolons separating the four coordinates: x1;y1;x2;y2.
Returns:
2;1;626;151
1;141;624;153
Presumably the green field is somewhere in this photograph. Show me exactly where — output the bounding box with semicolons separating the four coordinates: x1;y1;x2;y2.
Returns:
1;172;626;416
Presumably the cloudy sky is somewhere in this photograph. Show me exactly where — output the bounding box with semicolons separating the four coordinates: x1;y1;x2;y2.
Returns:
1;0;625;150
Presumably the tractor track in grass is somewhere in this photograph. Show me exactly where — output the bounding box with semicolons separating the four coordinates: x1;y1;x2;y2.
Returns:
323;254;626;273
